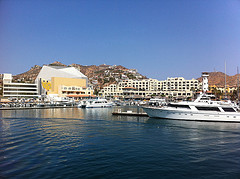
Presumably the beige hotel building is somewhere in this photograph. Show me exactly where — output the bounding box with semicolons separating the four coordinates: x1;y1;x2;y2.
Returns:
101;77;200;99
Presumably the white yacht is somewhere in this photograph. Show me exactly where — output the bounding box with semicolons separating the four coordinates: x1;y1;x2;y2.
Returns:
143;72;240;122
148;98;167;106
78;98;113;108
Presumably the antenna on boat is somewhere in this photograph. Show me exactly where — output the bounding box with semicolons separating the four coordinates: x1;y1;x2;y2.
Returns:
238;66;239;103
224;61;227;99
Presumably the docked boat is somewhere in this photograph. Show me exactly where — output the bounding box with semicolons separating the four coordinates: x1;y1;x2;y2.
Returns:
78;98;113;108
148;98;167;106
142;72;240;122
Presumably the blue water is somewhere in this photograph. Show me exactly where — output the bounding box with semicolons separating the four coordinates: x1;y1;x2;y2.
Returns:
1;107;240;178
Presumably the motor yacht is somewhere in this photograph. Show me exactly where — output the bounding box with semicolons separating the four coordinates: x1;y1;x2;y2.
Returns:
143;72;240;122
148;98;167;106
78;98;113;108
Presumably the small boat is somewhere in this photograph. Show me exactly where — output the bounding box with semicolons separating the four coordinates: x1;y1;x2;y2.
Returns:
78;98;113;108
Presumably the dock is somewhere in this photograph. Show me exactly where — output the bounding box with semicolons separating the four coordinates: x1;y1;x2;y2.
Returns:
112;109;148;117
0;106;77;110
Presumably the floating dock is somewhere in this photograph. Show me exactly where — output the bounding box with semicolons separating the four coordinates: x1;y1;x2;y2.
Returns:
0;106;77;110
112;110;148;117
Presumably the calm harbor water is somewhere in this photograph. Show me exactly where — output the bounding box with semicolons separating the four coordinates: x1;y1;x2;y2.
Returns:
1;107;240;178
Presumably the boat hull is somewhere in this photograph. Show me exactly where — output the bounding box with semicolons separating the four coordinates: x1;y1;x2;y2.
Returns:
78;99;113;108
142;107;240;123
86;104;113;108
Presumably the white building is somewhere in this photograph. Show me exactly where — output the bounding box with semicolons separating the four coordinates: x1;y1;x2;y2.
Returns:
101;77;200;99
35;65;90;96
3;74;38;98
36;65;88;85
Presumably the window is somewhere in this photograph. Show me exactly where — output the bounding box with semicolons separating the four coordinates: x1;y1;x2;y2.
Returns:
168;104;190;109
222;107;235;112
196;106;220;112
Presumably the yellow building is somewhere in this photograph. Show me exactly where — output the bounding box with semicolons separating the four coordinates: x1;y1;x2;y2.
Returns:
209;85;237;93
36;65;94;98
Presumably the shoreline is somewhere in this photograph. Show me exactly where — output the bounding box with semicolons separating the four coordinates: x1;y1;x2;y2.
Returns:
0;106;77;110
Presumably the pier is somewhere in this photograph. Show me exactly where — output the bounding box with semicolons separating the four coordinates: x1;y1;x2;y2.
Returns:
112;109;148;117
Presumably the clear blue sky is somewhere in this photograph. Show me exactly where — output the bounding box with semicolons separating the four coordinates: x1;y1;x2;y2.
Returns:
0;0;240;80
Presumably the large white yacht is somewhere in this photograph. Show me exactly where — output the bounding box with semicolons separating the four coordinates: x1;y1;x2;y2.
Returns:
78;98;113;108
143;72;240;122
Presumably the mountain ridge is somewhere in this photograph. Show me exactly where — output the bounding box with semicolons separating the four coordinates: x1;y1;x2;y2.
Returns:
197;72;239;87
10;62;240;88
12;61;146;88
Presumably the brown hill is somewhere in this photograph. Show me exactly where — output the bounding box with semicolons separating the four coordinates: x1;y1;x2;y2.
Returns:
12;61;67;82
49;61;67;67
70;64;128;79
197;72;239;87
13;63;240;89
13;65;42;83
13;62;146;88
70;64;100;78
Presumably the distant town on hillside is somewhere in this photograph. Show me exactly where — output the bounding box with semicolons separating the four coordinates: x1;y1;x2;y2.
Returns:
8;61;147;89
0;61;239;101
3;61;240;88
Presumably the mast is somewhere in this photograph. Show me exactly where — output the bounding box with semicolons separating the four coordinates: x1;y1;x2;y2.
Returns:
225;61;227;99
238;66;239;103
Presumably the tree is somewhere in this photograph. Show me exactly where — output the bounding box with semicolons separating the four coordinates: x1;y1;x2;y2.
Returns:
103;78;109;84
210;87;223;100
160;94;166;98
93;88;99;95
127;73;136;79
151;94;156;97
231;89;239;101
190;87;195;92
187;97;192;101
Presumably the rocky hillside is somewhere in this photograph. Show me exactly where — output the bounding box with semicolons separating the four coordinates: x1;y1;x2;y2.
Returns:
12;65;42;83
11;63;240;89
13;61;146;88
12;61;66;83
197;72;239;87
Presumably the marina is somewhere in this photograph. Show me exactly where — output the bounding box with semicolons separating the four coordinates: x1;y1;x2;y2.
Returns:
1;1;240;178
1;107;240;178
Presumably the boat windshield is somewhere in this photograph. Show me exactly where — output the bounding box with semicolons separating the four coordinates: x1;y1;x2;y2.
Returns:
222;107;236;112
167;103;191;109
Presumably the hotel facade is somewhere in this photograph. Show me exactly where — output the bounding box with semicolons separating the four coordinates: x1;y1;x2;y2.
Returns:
101;77;200;99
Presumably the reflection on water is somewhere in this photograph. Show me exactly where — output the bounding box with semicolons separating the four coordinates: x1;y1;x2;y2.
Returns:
0;108;85;119
0;106;148;122
1;107;240;178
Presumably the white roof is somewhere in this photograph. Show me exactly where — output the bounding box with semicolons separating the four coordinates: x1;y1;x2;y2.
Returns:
36;65;87;81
